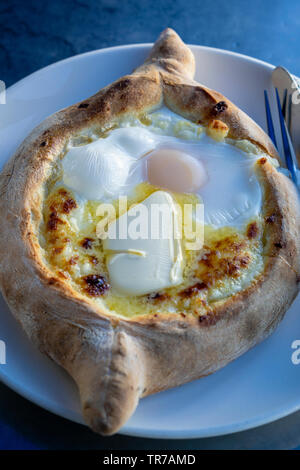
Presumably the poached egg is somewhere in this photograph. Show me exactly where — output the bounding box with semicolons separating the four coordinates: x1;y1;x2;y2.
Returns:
60;107;267;296
62;107;263;228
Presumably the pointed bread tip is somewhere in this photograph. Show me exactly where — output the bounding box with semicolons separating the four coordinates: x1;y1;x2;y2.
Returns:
143;28;195;79
78;330;146;435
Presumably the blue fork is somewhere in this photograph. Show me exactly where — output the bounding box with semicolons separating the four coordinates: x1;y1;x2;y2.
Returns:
264;88;300;191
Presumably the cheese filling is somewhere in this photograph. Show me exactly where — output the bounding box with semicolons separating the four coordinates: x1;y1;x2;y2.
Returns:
40;106;271;317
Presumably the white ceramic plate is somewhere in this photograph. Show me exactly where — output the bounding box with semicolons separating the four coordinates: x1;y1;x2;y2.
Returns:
0;44;299;440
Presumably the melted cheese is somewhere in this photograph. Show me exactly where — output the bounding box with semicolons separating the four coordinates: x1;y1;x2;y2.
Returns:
40;108;267;318
41;181;263;318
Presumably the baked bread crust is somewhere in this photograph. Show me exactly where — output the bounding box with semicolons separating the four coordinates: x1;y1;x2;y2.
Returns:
0;28;299;435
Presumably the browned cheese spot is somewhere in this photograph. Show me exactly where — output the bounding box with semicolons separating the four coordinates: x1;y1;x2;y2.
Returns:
196;236;251;287
179;282;207;298
81;238;94;249
47;209;64;231
266;214;276;224
147;292;170;303
246;221;259;239
83;274;110;297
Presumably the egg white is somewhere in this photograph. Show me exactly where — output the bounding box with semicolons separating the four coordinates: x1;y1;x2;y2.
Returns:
62;107;266;229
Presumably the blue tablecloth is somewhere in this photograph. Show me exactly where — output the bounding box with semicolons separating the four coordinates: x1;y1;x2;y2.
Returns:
1;0;300;450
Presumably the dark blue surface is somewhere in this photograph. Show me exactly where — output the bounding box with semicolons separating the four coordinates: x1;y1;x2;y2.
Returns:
1;0;300;450
2;0;300;87
1;380;300;450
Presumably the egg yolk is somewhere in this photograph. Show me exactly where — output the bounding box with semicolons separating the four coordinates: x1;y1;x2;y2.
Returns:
146;148;207;193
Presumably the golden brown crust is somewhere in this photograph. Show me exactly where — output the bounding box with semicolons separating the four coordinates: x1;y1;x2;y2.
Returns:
0;28;299;435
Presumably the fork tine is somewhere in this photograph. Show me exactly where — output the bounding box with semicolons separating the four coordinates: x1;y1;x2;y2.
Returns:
264;90;277;148
275;87;299;186
281;88;288;119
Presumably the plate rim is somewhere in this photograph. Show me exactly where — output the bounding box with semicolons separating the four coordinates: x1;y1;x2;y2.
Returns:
1;363;300;439
2;42;299;440
6;41;275;95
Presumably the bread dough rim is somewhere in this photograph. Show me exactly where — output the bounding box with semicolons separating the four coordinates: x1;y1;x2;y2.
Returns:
0;28;299;435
